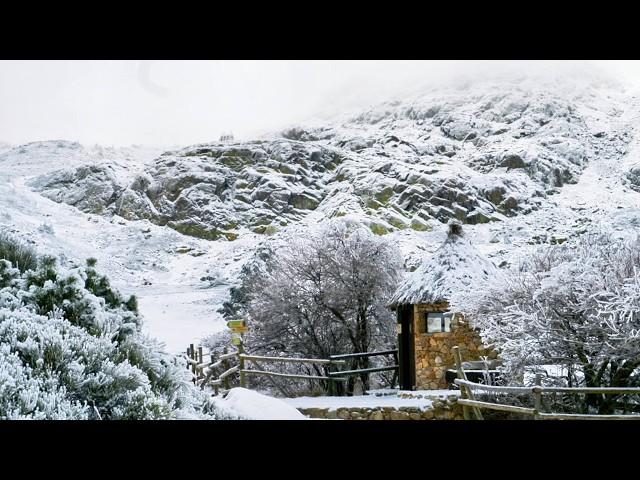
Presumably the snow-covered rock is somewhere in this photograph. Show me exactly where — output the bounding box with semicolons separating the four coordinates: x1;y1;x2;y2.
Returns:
32;140;345;241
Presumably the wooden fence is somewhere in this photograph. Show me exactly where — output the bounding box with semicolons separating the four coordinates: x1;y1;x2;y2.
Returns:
239;354;348;397
185;344;240;395
327;349;399;394
184;344;399;396
452;346;640;420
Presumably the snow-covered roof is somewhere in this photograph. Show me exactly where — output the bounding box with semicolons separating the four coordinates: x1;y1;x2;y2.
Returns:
389;221;500;308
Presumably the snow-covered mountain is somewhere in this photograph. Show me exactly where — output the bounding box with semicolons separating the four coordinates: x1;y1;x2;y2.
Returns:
3;75;640;353
0;142;12;155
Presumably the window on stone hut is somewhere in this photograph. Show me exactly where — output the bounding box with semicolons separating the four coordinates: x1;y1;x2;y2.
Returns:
422;312;452;334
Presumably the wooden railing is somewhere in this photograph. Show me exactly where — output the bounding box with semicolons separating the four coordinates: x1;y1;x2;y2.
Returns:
185;344;240;395
327;349;399;395
328;349;399;377
452;346;640;420
185;344;399;396
239;354;349;397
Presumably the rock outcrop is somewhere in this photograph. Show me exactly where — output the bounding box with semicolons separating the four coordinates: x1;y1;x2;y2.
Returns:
30;78;632;241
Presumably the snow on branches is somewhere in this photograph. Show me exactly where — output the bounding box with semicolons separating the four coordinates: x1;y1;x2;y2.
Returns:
239;219;403;394
458;233;640;405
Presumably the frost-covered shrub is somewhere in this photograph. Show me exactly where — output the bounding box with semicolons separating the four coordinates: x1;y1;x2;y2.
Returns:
0;232;37;272
0;251;232;419
460;233;640;414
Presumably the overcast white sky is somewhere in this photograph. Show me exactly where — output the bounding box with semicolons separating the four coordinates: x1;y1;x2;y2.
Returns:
1;60;639;147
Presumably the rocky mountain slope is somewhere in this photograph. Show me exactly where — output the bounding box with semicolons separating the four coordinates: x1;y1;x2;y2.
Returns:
31;141;344;240
3;74;640;352
30;78;633;241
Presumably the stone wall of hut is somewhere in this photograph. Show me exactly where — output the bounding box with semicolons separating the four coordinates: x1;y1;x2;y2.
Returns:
413;302;497;390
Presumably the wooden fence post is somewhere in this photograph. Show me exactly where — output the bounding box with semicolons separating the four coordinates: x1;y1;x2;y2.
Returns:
453;346;471;420
189;343;195;372
238;339;246;388
533;373;542;420
391;350;399;388
222;347;230;391
210;351;216;390
327;361;335;396
186;346;193;384
453;346;483;420
189;344;196;383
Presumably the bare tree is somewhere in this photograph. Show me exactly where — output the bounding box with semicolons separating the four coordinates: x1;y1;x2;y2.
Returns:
244;219;402;394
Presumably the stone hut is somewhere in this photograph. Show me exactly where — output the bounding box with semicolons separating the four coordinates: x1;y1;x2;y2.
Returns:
388;220;500;390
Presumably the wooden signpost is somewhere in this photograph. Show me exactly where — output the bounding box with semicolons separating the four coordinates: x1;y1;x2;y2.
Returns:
227;320;247;386
228;320;248;335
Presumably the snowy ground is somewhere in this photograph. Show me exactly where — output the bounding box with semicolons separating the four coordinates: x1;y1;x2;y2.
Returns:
214;388;308;420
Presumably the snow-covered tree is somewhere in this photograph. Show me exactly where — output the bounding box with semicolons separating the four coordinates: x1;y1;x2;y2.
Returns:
0;234;233;419
218;244;274;322
459;233;640;414
239;220;402;394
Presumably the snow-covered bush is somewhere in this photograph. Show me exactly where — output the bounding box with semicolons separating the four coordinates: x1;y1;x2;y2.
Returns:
460;233;640;414
0;237;234;419
232;220;402;395
0;233;37;273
